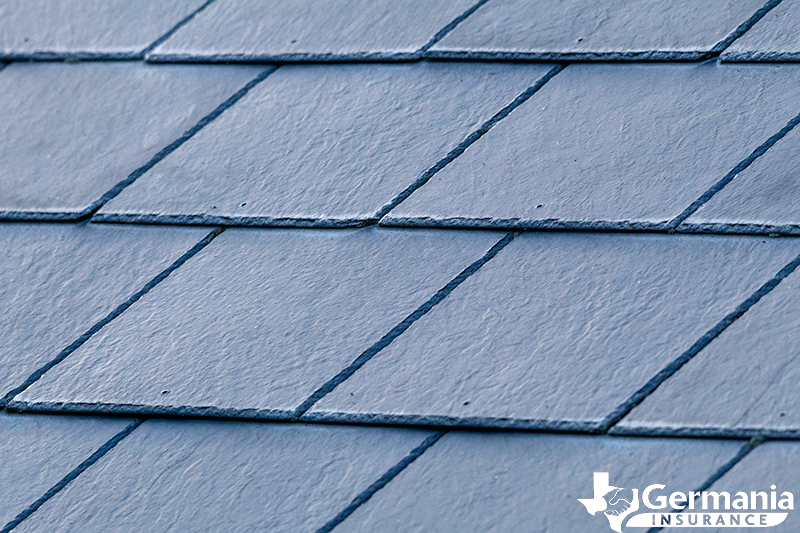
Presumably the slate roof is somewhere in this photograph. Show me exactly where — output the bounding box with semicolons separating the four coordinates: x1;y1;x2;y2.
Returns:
2;1;800;532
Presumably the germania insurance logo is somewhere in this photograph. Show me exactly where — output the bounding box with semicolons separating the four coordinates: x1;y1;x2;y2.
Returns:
578;473;794;531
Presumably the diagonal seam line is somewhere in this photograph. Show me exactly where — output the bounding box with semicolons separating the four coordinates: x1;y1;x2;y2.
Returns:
706;0;784;57
374;64;565;221
599;251;800;433
315;431;447;533
0;418;143;533
139;0;218;57
668;109;800;230
0;228;225;407
81;66;277;221
292;231;518;418
418;0;493;54
646;439;759;533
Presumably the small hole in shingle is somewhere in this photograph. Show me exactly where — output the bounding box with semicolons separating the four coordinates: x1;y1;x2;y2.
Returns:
780;412;786;417
291;39;297;43
536;204;543;208
463;401;470;406
161;390;170;395
576;38;583;42
240;202;247;207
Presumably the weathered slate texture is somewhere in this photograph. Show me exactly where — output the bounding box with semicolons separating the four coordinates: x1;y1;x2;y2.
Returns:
309;233;800;430
13;420;433;533
96;63;550;226
723;0;800;62
430;0;767;60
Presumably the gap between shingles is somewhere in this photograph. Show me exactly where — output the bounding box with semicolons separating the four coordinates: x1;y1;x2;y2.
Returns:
599;251;800;433
669;109;800;230
0;228;225;407
705;0;784;58
0;418;144;533
292;231;519;419
139;0;219;57
646;438;762;533
374;63;565;221
416;0;494;55
315;430;447;533
77;66;277;222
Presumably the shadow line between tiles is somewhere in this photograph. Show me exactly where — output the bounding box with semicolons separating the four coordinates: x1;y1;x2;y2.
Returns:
0;419;144;533
600;251;800;433
0;228;225;407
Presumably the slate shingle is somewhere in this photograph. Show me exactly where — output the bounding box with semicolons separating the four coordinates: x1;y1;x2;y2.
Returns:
307;233;800;430
11;420;433;532
382;63;800;231
0;0;207;60
683;124;800;235
615;266;800;437
333;432;744;532
0;62;260;219
0;223;207;402
96;63;551;227
147;0;478;62
429;0;769;61
0;412;130;529
690;441;800;532
11;228;503;418
723;0;800;62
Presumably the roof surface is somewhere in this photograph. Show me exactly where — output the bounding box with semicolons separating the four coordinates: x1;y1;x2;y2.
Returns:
2;1;800;532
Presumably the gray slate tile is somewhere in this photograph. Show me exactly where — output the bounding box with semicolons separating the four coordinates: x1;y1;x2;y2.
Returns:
148;0;477;62
0;412;130;529
0;62;260;219
12;228;502;417
723;0;800;62
615;266;800;437
96;63;550;227
0;0;207;60
0;223;207;400
13;420;433;533
428;0;767;60
692;441;800;532
382;63;800;231
682;125;800;235
334;432;744;533
308;233;800;431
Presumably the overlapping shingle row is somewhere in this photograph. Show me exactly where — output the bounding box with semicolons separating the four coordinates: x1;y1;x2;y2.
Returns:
3;1;800;531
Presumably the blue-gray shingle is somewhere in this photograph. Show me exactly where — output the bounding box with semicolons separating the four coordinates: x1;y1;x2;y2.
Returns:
429;0;767;60
307;233;800;430
11;228;502;418
0;223;207;400
0;62;260;219
0;412;130;529
334;432;744;532
147;0;477;62
0;0;207;60
96;63;550;227
682;125;800;235
615;267;800;437
11;420;433;533
382;63;800;231
723;0;800;62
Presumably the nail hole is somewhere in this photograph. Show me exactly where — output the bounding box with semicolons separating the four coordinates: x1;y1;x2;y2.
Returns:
463;401;470;406
536;204;543;208
161;390;170;394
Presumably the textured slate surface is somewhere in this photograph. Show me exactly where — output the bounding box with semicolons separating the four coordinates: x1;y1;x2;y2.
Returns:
96;63;550;226
13;420;432;533
683;125;800;235
0;223;206;400
148;0;477;62
382;63;800;231
0;62;259;219
335;432;744;532
616;266;800;437
0;0;207;60
0;412;130;529
309;233;800;430
429;0;768;60
723;0;800;62
697;442;800;532
12;228;502;417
